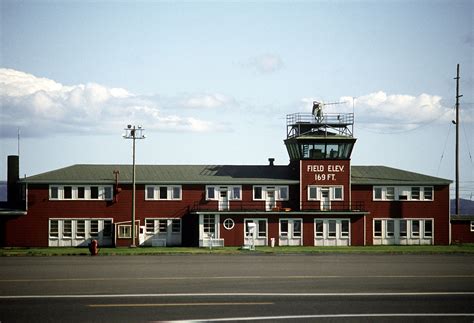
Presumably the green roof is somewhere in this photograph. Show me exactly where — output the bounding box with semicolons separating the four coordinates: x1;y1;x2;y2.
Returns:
23;164;451;186
351;166;452;185
23;164;299;185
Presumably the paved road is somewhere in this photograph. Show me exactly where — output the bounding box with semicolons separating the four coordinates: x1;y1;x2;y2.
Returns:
0;254;473;322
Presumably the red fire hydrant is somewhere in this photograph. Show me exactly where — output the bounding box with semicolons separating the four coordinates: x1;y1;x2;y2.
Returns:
89;239;99;256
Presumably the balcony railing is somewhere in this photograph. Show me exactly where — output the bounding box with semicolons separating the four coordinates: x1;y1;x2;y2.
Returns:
190;201;366;213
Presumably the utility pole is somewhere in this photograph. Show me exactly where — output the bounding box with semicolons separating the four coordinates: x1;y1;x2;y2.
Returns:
123;125;146;247
454;64;462;215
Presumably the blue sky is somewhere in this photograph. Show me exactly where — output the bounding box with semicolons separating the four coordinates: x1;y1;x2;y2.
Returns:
1;0;473;199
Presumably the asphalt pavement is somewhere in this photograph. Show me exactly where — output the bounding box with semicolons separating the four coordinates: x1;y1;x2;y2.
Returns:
0;254;473;322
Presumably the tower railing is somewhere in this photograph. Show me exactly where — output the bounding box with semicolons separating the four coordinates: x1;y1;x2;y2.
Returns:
287;112;354;138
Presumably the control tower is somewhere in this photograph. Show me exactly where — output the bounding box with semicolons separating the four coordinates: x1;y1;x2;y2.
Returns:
284;101;356;162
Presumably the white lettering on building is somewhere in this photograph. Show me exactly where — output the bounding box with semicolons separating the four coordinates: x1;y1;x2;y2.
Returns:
307;164;345;181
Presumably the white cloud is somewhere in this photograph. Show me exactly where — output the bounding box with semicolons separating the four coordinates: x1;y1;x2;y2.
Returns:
241;53;284;74
300;91;464;131
0;68;223;138
180;93;235;109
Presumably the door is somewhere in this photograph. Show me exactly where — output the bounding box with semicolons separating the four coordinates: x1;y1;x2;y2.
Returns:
314;219;350;246
266;189;276;211
244;219;267;246
279;219;303;246
218;189;229;211
320;188;330;211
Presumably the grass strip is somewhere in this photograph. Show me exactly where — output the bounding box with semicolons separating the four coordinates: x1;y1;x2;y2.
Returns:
1;244;473;256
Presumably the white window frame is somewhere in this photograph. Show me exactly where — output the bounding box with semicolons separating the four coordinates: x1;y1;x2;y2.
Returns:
471;221;474;232
373;186;434;201
49;185;113;201
49;219;59;238
280;219;289;237
308;185;344;201
373;219;382;238
206;186;242;201
223;218;235;230
118;225;131;239
244;218;268;239
252;186;289;201
146;185;182;201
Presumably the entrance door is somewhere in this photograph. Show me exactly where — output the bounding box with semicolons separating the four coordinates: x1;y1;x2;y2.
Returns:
320;188;330;211
279;219;303;246
314;219;350;246
266;189;276;211
218;189;229;211
244;219;267;246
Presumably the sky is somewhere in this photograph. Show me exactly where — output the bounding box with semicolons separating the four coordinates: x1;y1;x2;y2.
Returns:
1;0;473;200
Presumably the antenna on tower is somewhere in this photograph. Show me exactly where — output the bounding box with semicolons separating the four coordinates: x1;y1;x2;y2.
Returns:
312;100;348;122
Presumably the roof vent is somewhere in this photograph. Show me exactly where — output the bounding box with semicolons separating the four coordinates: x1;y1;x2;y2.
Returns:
268;158;275;166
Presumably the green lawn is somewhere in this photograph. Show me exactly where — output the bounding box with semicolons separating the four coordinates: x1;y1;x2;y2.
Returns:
1;244;473;256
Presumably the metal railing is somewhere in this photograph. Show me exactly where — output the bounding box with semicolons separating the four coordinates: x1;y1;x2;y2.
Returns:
287;113;354;126
190;200;366;213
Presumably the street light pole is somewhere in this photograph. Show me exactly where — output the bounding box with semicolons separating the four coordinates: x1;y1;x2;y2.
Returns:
123;125;145;247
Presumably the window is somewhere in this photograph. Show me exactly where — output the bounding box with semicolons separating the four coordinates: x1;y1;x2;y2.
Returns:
49;220;59;238
78;187;85;199
232;187;241;200
145;219;155;234
146;187;155;200
280;220;288;237
223;218;235;230
254;186;263;200
424;187;433;200
386;187;395;200
309;186;318;200
386;220;394;237
90;220;99;237
159;187;168;199
412;220;420;237
118;225;131;239
207;187;215;200
64;186;72;199
171;219;181;233
374;220;382;237
374;187;382;200
203;215;215;235
293;220;302;237
411;187;420;200
50;187;59;199
471;221;474;232
63;220;72;238
258;220;266;238
172;187;181;200
315;220;324;237
333;187;343;200
424;220;433;238
75;220;85;238
103;220;112;237
104;187;113;200
309;186;343;201
400;220;407;237
328;220;336;238
279;187;289;200
341;220;349;238
158;219;167;233
373;186;434;201
90;187;99;199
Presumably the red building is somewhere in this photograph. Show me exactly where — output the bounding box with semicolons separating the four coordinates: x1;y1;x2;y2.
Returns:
1;106;454;247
